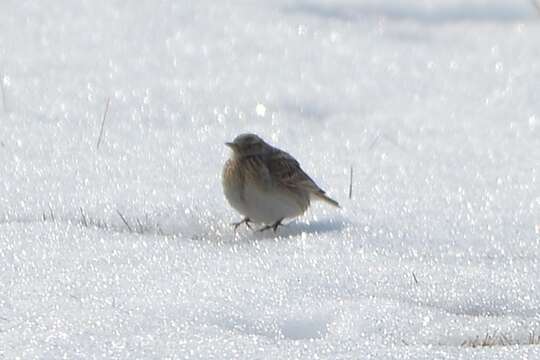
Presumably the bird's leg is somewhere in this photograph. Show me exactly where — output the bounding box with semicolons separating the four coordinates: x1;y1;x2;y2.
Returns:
258;218;284;233
232;217;252;231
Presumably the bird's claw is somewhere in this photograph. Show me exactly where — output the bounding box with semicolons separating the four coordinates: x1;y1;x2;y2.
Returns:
232;217;252;231
258;218;284;233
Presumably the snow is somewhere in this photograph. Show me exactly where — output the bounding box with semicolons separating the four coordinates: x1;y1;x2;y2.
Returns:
0;0;539;358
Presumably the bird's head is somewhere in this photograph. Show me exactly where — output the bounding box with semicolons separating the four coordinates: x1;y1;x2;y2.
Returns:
225;133;270;157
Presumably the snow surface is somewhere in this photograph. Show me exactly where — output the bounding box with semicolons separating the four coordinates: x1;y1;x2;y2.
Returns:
1;0;539;358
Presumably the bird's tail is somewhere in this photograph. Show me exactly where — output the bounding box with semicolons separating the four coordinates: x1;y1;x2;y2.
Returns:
312;191;340;208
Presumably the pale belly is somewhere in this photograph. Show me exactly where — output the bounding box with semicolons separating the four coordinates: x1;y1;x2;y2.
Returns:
224;182;307;224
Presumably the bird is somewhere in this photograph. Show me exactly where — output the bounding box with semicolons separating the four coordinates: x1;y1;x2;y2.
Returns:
222;133;339;232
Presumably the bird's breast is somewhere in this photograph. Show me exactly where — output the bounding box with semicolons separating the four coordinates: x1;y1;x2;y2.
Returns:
222;157;309;224
222;159;246;208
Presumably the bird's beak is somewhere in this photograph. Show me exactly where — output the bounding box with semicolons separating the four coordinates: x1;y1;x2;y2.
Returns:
225;142;236;149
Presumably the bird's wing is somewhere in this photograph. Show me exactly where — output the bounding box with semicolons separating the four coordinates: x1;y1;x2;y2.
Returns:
242;155;272;189
266;150;324;194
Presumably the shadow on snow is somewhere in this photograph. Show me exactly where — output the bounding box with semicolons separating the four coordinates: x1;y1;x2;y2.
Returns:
283;2;538;25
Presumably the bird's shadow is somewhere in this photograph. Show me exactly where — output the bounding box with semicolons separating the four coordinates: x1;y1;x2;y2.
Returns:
233;217;348;241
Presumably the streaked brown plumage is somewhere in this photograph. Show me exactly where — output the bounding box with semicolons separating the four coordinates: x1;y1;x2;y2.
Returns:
222;133;339;231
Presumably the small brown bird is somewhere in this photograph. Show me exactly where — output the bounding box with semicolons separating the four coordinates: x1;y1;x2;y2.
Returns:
222;133;339;232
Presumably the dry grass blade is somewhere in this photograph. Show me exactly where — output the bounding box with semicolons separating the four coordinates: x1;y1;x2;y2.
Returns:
529;331;540;345
80;207;88;227
136;218;144;234
412;272;419;285
368;132;408;153
116;210;133;232
368;134;382;151
48;204;55;222
460;330;535;348
96;97;111;150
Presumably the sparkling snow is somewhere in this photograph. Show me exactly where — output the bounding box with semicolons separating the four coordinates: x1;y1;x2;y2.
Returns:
0;0;539;358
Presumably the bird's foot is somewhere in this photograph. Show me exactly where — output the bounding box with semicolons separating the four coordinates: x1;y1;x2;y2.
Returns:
258;218;284;233
232;217;252;231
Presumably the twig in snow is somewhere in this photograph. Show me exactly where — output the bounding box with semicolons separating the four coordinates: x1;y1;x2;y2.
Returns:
116;210;132;232
96;98;111;150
